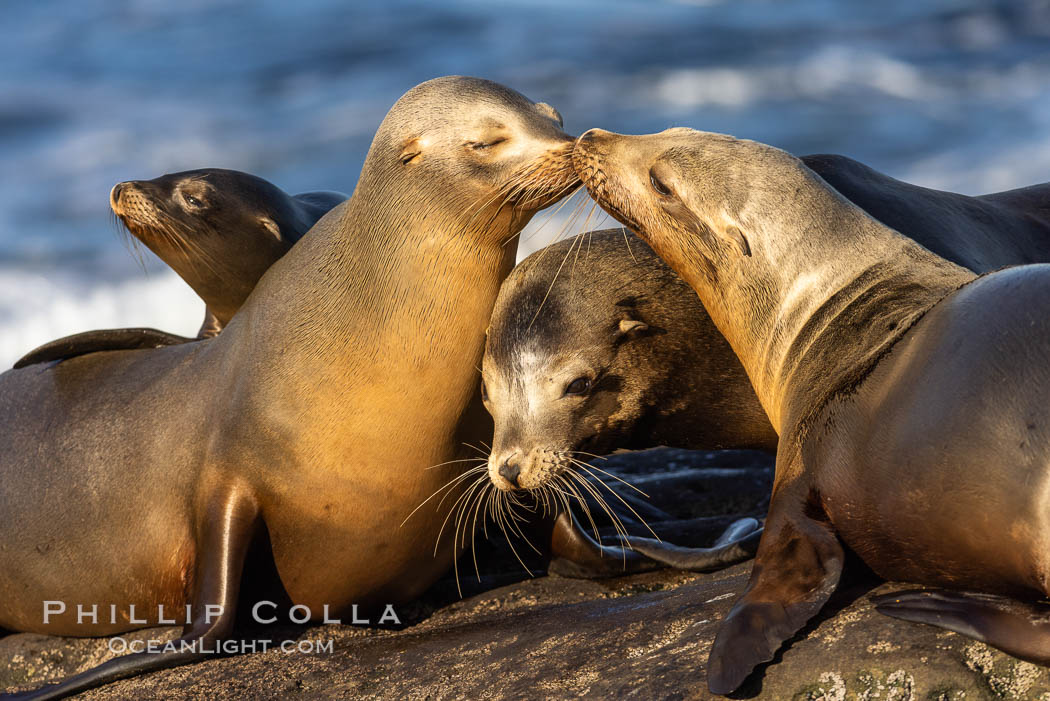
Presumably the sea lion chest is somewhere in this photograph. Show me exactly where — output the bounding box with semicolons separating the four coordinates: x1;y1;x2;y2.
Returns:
801;267;1050;596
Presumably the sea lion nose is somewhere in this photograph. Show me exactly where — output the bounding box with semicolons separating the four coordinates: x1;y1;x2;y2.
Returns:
110;182;126;208
498;455;522;488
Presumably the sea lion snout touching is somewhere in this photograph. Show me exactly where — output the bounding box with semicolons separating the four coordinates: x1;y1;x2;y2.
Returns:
482;152;1050;494
575;127;1050;695
110;168;348;334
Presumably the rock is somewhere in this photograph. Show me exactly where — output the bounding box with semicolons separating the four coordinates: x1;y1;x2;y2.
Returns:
4;449;1049;700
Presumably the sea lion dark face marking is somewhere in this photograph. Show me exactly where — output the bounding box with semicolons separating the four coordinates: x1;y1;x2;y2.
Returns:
480;231;776;493
482;286;640;491
111;168;346;330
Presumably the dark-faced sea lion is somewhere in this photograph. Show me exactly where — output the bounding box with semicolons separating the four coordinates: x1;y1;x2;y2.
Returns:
0;77;582;700
12;171;348;370
573;127;1050;695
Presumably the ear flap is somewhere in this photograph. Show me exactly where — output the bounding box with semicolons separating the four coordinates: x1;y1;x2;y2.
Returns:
534;102;564;127
618;319;649;337
259;216;282;241
724;225;751;257
664;200;751;258
400;138;423;165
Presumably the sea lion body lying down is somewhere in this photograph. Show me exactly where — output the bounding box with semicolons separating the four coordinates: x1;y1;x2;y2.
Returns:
0;76;582;700
13;170;348;369
573;126;1050;695
481;156;1050;495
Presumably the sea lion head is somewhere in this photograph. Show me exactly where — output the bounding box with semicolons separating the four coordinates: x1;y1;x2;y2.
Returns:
110;168;313;325
356;76;578;243
570;128;818;284
481;232;692;492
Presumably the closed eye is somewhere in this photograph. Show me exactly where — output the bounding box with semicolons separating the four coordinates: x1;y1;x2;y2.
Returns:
469;138;507;150
649;170;672;196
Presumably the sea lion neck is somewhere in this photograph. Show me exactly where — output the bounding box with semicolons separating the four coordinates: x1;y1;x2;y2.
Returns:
677;177;976;435
229;183;521;447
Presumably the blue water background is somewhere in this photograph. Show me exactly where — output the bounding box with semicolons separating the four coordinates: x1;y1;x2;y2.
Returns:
1;0;1049;364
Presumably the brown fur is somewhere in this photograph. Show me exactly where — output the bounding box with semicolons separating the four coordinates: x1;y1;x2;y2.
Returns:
574;127;1050;696
0;77;577;698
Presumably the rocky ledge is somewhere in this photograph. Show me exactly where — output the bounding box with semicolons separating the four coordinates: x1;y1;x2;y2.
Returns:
4;449;1049;700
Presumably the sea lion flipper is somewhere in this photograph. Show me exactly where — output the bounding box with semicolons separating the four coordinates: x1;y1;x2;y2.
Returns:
547;511;663;579
13;328;194;369
873;589;1050;663
707;488;843;695
618;518;762;573
13;492;260;700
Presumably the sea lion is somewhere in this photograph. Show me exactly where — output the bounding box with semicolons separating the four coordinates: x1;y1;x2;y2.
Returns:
0;76;583;700
481;160;1050;553
111;169;348;335
573;127;1050;695
12;171;348;369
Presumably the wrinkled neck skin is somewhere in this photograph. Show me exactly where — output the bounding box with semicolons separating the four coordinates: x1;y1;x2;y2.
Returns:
228;178;524;463
664;170;975;439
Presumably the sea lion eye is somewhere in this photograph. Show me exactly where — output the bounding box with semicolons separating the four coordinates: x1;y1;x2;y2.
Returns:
564;377;592;396
184;194;202;207
469;138;507;150
649;170;672;196
480;379;489;402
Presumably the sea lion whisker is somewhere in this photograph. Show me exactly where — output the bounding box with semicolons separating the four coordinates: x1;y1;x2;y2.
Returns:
517;192;589;260
562;467;630;545
431;465;490;514
565;449;608;461
113;214;151;273
574;462;659;541
402;465;487;528
510;184;585;248
526;229;586;331
423;456;487;471
565;469;631;566
494;492;538;574
570;201;601;276
455;474;488;550
445;474;489;594
555;472;603;546
460;442;490;459
463;479;491;584
564;454;649;499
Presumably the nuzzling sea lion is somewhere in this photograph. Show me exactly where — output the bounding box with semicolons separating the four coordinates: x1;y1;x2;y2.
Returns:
12;171;348;369
574;127;1050;695
481;159;1050;570
0;77;586;700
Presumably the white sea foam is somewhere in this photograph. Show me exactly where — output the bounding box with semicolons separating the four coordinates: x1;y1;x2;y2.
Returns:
0;268;203;369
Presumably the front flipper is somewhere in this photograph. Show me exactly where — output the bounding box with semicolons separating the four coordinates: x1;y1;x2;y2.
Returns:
873;589;1050;663
13;328;193;369
620;517;762;572
707;487;844;695
547;511;663;579
8;490;260;700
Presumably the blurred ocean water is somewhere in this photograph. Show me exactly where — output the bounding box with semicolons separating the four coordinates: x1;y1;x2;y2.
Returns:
2;0;1049;365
